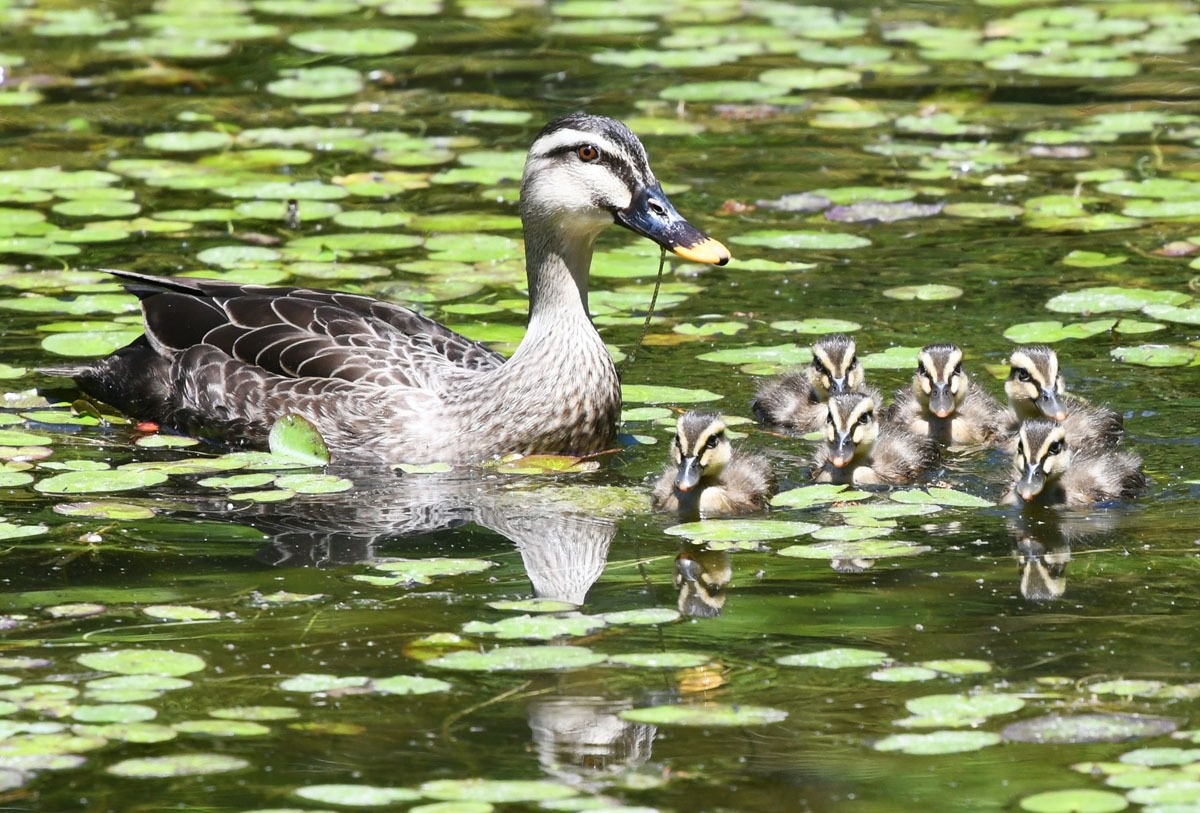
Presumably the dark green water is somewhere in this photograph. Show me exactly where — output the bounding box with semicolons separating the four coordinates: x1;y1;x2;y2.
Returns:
1;1;1199;811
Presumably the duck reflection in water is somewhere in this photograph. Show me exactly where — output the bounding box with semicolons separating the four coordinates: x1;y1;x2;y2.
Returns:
238;469;618;606
1006;506;1125;602
674;547;731;618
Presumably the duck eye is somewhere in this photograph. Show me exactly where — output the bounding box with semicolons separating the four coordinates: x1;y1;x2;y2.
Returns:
1013;367;1032;383
917;364;930;378
814;361;829;378
954;363;963;376
576;144;600;162
705;433;721;449
857;412;871;425
1047;440;1063;455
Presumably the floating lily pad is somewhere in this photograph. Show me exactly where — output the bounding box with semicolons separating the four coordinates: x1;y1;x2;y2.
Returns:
1003;714;1178;744
487;598;577;614
1089;679;1165;697
289;28;417;55
619;704;787;727
889;487;992;507
107;753;250;778
1046;287;1190;314
46;602;106;619
696;343;813;367
665;520;818;543
621;384;721;404
1111;345;1197;367
72;704;158;723
778;539;931;559
906;692;1025;722
268;414;330;466
294;784;422;806
1003;319;1117;343
77;649;206;677
1019;789;1128;813
770;318;862;335
1142;304;1200;325
173;720;271;737
427;646;606;672
360;558;497;587
861;346;924;369
883;284;963;301
874;730;1002;754
420;779;577;804
34;469;168;495
771;484;871;509
141;605;221;622
777;648;889;669
731;230;871;250
1063;250;1127;268
53;501;156;520
870;666;938;682
919;659;993;675
597;608;680;626
462;614;606;641
278;674;370;693
608;652;711;669
210;706;299;721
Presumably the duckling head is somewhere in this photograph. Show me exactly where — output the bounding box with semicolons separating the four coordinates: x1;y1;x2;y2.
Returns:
1012;418;1071;501
809;334;863;399
914;343;968;419
672;410;731;492
1007;346;1067;421
823;392;879;469
520;113;730;268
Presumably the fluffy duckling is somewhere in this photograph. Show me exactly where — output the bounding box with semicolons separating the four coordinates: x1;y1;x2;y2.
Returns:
1006;345;1123;451
886;343;1008;447
1004;418;1146;508
752;334;876;432
812;392;939;486
652;411;776;519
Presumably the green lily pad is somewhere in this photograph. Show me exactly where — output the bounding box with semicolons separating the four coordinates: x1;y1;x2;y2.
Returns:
771;485;871;509
1062;250;1127;268
696;343;812;367
0;429;52;447
731;230;871;250
906;692;1025;721
769;318;862;334
267;66;363;99
665;520;818;542
278;674;370;693
462;614;606;641
619;704;787;727
107;753;250;778
34;469;169;495
874;730;1002;754
1119;747;1200;766
1003;319;1117;343
371;676;452;696
1019;789;1128;813
889;488;993;507
1089;679;1165;697
597;608;680;626
1046;286;1190;314
87;675;192;693
759;67;862;90
870;666;939;682
273;473;353;494
76;649;206;677
777;648;889;669
883;284;963;301
267;414;331;466
45;602;106;619
620;384;721;404
608;652;711;669
427;645;606;672
1003;714;1178;744
141;605;221;622
0;521;48;541
72;703;157;723
943;202;1024;219
919;659;993;675
173;720;271;737
487;598;578;613
810;525;894;541
1142;304;1200;325
289;28;417;55
778;539;931;559
294;785;422;806
1111;345;1197;367
359;558;497;587
420;779;576;803
209;706;300;721
861;346;924;369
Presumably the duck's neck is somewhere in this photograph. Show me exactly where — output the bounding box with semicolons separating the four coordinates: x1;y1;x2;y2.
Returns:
522;224;597;335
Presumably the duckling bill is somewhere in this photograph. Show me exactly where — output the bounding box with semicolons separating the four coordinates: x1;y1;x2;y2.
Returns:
43;114;730;464
652;411;776;519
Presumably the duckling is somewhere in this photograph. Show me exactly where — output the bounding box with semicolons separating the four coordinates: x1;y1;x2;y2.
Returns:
812;392;939;486
674;548;731;618
652;411;776;519
42;114;731;464
751;334;877;432
1004;418;1146;508
1006;345;1123;451
886;343;1008;447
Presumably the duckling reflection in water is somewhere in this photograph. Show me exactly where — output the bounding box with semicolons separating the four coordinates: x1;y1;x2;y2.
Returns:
1006;345;1123;452
812;392;939;487
651;411;776;519
752;334;878;432
1004;418;1146;508
886;343;1007;448
1015;535;1070;602
674;548;731;618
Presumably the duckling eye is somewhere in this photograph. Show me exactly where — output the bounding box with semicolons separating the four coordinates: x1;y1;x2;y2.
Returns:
857;412;871;426
917;364;930;378
954;363;963;376
1013;367;1032;383
1047;440;1063;455
814;361;830;378
576;144;600;162
705;433;721;449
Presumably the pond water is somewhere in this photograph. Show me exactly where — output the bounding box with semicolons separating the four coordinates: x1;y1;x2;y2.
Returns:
2;0;1200;811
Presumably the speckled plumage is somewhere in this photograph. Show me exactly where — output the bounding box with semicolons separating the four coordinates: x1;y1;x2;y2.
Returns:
652;410;776;519
1004;418;1146;508
1005;345;1123;453
46;114;730;463
752;334;878;432
886;343;1008;447
812;392;939;486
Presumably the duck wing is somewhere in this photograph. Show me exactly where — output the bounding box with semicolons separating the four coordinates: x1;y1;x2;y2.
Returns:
113;270;506;390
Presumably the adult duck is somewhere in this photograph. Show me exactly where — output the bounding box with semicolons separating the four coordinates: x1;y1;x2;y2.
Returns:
49;114;730;463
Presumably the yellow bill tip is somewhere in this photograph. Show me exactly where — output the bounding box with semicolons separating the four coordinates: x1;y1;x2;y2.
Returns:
671;236;731;266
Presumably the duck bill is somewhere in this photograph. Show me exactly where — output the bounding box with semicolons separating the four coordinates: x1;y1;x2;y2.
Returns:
675;457;703;492
929;385;955;419
1017;464;1046;502
1036;388;1066;421
830;434;856;468
615;184;731;266
829;375;848;394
